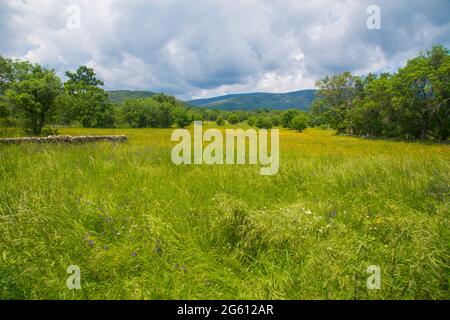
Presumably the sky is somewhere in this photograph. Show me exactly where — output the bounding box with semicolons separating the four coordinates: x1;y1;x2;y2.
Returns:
0;0;449;100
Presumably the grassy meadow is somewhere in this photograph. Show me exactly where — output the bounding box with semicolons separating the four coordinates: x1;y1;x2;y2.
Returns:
0;124;449;299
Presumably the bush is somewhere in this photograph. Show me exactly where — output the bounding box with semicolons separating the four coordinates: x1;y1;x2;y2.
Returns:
216;116;225;126
174;109;192;128
290;113;309;132
255;117;273;129
271;115;281;127
227;114;239;125
247;116;257;127
281;109;300;128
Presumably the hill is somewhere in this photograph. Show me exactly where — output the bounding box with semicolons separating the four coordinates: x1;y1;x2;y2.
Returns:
107;90;156;104
188;89;317;110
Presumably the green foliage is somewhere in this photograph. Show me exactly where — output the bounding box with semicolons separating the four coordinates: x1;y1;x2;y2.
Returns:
227;114;239;125
61;66;114;128
270;114;281;127
247;116;257;127
216;116;225;126
107;90;155;105
290;112;309;132
174;108;193;128
121;94;183;128
281;109;300;128
255;116;273;129
312;45;450;140
5;64;62;135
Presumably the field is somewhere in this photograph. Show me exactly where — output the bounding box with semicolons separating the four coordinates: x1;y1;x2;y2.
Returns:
0;125;449;299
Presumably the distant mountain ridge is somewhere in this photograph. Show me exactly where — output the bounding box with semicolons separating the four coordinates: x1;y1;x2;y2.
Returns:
188;89;317;110
108;89;317;110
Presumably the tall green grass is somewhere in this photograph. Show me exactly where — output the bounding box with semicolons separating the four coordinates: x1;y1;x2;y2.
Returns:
0;127;448;299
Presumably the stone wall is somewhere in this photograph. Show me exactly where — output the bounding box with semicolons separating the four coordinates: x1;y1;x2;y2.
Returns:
0;135;128;144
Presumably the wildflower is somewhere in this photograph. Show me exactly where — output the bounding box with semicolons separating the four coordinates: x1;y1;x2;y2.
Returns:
132;251;137;257
88;239;94;246
103;245;109;251
181;266;187;273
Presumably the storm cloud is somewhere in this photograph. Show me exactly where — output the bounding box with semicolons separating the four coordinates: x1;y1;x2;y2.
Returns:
1;0;449;99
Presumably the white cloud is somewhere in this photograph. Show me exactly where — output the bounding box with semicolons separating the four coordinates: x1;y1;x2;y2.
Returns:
1;0;449;99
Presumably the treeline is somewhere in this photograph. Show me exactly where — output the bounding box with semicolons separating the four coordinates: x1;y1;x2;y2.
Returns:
310;45;449;140
0;55;310;135
0;60;117;135
2;44;447;140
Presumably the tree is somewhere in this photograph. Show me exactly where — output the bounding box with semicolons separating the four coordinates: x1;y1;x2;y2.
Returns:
174;108;192;128
6;64;62;135
281;109;299;128
255;117;273;129
314;72;361;133
290;113;309;132
1;57;36;126
393;45;450;139
351;74;395;137
62;66;113;127
270;114;281;127
216;116;225;126
310;44;449;140
121;95;182;128
227;114;239;125
247;116;257;127
309;99;329;127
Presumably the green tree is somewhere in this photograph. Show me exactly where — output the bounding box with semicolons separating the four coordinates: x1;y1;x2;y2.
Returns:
314;72;361;133
62;66;113;127
1;57;36;126
247;116;257;127
268;113;281;126
216;116;225;126
393;45;450;140
290;113;309;132
255;117;273;129
351;74;395;137
227;114;239;125
174;108;192;128
6;64;62;135
281;109;299;128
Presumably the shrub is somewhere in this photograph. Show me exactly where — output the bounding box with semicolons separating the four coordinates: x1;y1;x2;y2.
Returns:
216;116;225;126
247;116;257;127
290;113;309;132
227;114;239;125
255;117;273;129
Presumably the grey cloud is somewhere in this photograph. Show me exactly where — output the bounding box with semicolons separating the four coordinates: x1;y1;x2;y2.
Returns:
0;0;449;99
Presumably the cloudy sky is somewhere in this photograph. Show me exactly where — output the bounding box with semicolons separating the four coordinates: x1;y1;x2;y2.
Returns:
1;0;449;99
